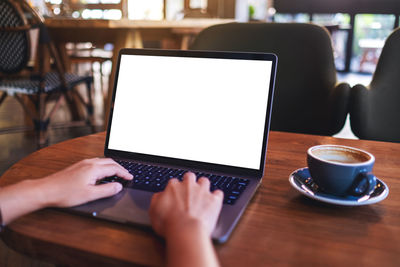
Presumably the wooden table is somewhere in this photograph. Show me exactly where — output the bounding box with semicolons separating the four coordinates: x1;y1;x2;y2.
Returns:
45;18;235;124
1;131;400;266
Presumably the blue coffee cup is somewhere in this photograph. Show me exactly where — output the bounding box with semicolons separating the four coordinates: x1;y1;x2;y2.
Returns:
307;145;377;197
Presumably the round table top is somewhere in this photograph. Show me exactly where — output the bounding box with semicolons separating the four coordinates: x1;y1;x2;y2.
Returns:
1;131;400;266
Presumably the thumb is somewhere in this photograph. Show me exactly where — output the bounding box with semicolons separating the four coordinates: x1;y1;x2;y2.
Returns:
89;182;123;201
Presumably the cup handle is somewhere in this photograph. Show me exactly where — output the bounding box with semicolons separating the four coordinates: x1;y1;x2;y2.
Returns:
349;172;377;197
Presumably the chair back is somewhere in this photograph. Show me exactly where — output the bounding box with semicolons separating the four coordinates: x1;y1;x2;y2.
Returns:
350;28;400;142
0;0;30;74
0;0;68;90
370;28;400;89
190;23;350;135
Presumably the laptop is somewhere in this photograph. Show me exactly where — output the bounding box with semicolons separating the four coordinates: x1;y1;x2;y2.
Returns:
71;48;277;243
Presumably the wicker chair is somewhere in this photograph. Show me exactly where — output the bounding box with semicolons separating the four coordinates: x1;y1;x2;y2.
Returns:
0;0;94;145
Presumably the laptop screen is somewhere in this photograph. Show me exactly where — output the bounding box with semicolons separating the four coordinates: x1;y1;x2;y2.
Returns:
107;50;275;171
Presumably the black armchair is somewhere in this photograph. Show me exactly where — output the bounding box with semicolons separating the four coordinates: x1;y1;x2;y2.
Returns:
349;27;400;143
190;22;351;136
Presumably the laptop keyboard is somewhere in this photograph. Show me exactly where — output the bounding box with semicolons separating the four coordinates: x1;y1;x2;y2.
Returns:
99;159;250;205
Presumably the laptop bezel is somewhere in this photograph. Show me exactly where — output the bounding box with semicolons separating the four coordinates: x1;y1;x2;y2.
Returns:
104;48;277;179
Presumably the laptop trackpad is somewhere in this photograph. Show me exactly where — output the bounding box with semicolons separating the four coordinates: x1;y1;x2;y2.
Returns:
100;188;153;225
73;188;153;226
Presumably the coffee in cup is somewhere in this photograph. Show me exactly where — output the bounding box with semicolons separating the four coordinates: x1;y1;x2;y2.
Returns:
307;145;376;197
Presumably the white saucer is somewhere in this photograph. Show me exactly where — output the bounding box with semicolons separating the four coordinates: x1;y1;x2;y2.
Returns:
289;167;389;206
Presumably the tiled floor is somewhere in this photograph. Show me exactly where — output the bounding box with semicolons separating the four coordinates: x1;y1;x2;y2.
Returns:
0;86;104;175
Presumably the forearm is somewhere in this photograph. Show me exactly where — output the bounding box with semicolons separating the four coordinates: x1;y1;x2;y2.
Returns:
0;179;48;225
165;221;220;267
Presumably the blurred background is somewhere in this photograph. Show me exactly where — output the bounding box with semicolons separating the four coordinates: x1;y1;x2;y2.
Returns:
1;0;399;264
35;0;399;73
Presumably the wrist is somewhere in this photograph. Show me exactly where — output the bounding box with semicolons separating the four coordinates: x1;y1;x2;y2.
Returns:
165;217;209;241
164;218;219;267
27;177;57;209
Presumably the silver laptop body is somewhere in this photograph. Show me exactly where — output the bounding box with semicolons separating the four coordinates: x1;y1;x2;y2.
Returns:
71;48;277;243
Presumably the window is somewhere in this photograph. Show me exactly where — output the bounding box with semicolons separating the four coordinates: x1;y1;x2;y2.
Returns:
128;0;164;20
353;14;395;72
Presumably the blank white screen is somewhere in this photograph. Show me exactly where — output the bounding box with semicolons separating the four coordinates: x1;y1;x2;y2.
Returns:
108;54;272;169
